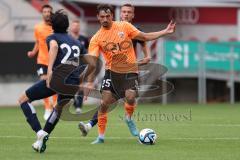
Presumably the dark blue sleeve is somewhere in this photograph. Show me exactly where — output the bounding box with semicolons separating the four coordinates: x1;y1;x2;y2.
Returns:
78;35;89;49
83;36;89;49
134;26;144;46
46;35;56;50
81;46;87;55
77;40;87;55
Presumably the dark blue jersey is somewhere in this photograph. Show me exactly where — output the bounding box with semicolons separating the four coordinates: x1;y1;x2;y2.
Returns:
132;25;144;50
78;35;89;49
76;35;89;75
46;33;87;84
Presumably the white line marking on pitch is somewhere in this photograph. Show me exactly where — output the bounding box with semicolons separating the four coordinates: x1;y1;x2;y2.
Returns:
1;123;240;127
0;135;240;140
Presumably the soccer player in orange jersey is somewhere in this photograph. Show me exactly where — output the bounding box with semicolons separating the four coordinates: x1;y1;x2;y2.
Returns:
85;4;175;144
27;4;57;120
78;3;151;138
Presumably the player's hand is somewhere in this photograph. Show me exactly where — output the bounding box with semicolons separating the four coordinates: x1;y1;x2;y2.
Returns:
27;51;36;58
82;82;94;101
138;57;151;65
46;71;53;88
164;20;176;34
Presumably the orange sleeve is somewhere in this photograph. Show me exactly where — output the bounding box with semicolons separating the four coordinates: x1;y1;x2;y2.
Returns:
124;22;140;39
88;36;100;57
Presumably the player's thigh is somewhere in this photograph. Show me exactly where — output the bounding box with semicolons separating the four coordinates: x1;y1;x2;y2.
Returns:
25;80;56;102
102;90;117;105
125;89;137;100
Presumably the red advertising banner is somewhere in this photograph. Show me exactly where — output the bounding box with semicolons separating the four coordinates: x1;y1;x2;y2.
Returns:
134;7;237;25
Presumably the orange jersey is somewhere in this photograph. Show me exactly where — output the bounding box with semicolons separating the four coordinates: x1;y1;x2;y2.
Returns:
88;21;140;73
34;22;53;66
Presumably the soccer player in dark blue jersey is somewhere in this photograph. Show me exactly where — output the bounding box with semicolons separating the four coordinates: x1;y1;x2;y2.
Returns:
18;10;89;153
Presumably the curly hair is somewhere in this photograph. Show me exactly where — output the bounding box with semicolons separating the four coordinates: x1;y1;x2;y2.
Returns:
51;9;69;33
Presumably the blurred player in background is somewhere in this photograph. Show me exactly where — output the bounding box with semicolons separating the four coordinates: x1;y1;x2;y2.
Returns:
27;4;57;120
78;3;151;138
70;19;89;49
69;19;89;114
84;4;175;144
120;3;151;134
120;3;150;61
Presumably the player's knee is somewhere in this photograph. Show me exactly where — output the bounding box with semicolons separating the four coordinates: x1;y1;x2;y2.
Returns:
125;97;135;105
99;108;107;113
18;93;29;105
55;104;63;113
101;97;113;106
100;101;109;113
125;92;136;105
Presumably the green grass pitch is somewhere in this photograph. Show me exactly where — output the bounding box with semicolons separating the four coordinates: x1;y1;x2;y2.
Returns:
0;103;240;160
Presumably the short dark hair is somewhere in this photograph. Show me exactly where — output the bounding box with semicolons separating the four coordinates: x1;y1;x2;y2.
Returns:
41;4;53;12
121;3;135;11
51;9;69;33
97;4;114;14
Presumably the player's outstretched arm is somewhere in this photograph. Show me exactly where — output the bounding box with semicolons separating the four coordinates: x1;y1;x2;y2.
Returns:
46;40;58;88
135;20;176;41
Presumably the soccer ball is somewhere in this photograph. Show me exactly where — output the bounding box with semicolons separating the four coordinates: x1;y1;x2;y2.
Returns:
138;128;157;145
